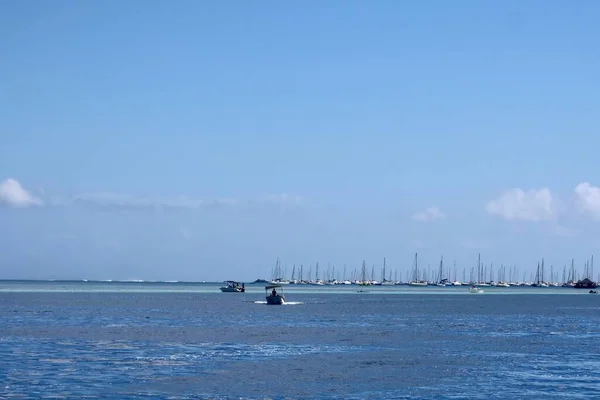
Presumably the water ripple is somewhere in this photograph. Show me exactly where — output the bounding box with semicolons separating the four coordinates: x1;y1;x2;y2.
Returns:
1;290;599;398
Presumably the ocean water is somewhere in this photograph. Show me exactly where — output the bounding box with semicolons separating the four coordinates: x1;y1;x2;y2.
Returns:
0;281;599;399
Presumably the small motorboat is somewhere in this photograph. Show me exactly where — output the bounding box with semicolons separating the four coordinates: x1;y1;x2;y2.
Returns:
469;285;484;294
220;281;245;293
265;285;285;305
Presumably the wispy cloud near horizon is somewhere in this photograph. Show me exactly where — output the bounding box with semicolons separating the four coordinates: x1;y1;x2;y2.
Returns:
49;191;305;212
0;178;43;208
0;177;305;213
412;206;446;222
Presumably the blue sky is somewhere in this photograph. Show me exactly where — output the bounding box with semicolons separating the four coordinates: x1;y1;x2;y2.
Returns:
1;1;600;281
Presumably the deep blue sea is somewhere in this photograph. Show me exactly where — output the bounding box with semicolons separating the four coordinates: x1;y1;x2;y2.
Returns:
1;281;599;399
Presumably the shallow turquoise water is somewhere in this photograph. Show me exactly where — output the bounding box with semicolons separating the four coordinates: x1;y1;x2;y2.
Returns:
0;280;581;294
0;281;598;399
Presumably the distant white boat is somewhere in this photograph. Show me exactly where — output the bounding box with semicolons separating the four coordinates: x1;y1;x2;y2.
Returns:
269;280;290;285
469;285;484;294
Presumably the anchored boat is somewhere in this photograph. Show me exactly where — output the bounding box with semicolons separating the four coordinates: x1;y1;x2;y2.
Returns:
220;281;245;293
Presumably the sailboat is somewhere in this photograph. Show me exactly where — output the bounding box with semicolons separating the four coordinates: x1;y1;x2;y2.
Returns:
358;261;371;286
451;260;462;286
476;254;490;286
562;259;576;287
532;259;548;287
289;264;298;284
269;258;290;285
435;256;447;286
312;262;325;285
409;253;428;286
381;257;395;285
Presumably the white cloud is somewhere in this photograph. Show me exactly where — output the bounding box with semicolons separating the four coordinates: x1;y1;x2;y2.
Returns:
259;193;303;206
72;192;205;209
485;188;555;221
574;182;600;219
54;191;304;211
0;178;43;208
412;206;446;222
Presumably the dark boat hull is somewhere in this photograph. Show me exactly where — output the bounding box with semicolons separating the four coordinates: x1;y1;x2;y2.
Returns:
266;295;284;305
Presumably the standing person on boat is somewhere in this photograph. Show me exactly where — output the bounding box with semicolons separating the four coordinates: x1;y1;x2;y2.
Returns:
271;288;277;297
241;283;245;292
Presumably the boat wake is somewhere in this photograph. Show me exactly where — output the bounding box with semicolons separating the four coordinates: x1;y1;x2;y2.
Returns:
253;301;304;305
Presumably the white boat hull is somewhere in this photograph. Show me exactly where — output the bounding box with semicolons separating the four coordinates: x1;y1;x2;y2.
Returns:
220;287;242;292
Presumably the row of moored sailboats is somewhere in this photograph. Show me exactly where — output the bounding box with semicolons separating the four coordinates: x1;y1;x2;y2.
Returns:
266;254;598;288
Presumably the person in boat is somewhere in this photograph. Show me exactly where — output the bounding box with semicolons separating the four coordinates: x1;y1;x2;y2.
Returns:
241;283;245;292
271;288;277;297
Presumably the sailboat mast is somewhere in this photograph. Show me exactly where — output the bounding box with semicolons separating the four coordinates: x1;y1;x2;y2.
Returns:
416;253;419;280
361;260;366;283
